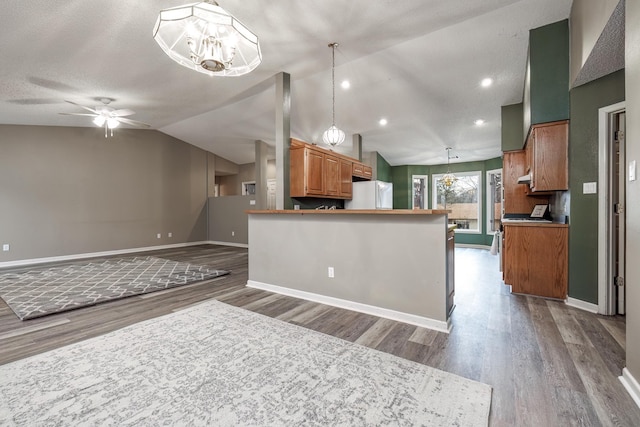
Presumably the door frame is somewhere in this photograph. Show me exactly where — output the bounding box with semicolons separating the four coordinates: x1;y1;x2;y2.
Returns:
598;101;625;315
486;168;503;235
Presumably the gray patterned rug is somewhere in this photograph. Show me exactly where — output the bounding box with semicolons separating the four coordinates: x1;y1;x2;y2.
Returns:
0;256;229;320
0;299;491;426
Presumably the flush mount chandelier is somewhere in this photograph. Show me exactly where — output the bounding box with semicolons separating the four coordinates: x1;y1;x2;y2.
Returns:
322;42;345;147
440;147;458;187
152;0;261;77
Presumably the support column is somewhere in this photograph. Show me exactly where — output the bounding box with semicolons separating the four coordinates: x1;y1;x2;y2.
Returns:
352;133;363;161
275;72;292;209
254;140;269;209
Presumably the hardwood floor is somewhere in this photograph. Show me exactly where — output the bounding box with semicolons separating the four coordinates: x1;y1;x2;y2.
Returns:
1;244;638;426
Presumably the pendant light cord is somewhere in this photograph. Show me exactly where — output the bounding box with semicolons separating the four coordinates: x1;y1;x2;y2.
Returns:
330;42;338;126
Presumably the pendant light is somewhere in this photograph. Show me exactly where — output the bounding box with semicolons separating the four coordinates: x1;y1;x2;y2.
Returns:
322;43;345;147
441;147;458;187
153;0;261;77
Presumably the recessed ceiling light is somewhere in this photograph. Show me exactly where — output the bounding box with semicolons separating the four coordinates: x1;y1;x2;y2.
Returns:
474;119;485;126
341;80;351;89
379;118;388;126
481;78;493;87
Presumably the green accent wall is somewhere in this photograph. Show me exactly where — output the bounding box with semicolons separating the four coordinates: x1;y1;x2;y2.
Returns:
390;157;502;246
376;153;392;182
529;20;570;125
568;69;625;303
501;103;524;151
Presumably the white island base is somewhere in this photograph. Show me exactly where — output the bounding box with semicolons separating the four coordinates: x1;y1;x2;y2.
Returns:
247;210;453;333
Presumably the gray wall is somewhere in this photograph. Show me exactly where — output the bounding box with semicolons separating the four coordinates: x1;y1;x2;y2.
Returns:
208;196;253;245
0;125;208;262
625;0;640;388
248;213;448;325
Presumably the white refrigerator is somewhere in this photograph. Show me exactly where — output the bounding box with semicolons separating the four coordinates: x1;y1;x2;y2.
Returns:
345;181;393;209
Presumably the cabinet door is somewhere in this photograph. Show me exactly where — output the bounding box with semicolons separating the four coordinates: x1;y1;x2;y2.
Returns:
503;150;544;214
324;154;340;196
306;149;325;195
531;122;568;191
503;225;568;299
339;158;353;198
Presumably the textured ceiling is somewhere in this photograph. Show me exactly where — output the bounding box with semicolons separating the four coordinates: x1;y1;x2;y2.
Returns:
0;0;573;166
572;0;625;88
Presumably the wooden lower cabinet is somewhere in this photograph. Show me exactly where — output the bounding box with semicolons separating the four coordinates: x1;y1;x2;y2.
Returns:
503;224;568;299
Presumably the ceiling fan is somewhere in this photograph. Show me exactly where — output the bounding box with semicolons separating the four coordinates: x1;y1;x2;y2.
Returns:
60;98;150;137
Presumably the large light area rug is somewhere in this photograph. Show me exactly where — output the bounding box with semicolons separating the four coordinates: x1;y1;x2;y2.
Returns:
0;299;491;426
0;256;229;320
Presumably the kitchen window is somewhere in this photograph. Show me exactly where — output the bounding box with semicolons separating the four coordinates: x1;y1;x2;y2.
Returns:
432;171;482;233
412;175;428;209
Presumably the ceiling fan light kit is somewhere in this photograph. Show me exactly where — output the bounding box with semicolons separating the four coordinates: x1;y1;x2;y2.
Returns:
60;99;150;138
152;0;261;77
322;42;345;148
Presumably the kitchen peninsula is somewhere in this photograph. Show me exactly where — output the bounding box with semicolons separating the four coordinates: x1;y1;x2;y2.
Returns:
246;209;454;332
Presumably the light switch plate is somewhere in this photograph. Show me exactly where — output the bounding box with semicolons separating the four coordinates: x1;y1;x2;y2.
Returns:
630;160;637;182
583;182;597;194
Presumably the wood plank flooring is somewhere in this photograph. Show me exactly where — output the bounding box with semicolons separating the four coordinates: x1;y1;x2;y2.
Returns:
1;244;638;426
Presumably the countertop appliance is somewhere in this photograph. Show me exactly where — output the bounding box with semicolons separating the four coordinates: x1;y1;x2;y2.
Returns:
502;204;553;223
345;181;393;209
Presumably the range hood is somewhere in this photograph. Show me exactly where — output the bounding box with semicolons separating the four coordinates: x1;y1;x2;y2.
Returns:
517;173;532;184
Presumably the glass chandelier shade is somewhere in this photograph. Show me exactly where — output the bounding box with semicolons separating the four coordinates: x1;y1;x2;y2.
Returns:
322;43;345;147
440;147;458;187
153;1;261;77
441;172;458;187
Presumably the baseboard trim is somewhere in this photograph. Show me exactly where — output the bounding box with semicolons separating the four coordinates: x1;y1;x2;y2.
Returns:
207;240;249;248
246;280;451;334
455;244;490;250
565;297;599;314
620;368;640;409
0;241;212;269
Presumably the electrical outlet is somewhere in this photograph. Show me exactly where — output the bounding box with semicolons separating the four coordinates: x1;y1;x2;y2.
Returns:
2;244;9;252
232;231;235;236
168;232;172;238
328;267;334;278
156;233;161;239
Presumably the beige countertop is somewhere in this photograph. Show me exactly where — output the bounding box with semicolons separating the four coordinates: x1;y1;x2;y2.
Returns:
502;222;569;228
246;209;450;215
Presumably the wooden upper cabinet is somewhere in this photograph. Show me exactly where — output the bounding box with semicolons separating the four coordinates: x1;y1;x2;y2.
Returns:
527;120;569;192
324;154;340;196
339;158;353;198
289;138;370;199
503;150;548;214
352;163;372;179
290;146;325;197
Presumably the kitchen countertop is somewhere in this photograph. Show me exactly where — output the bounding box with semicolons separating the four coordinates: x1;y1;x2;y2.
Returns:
502;222;568;228
246;209;450;215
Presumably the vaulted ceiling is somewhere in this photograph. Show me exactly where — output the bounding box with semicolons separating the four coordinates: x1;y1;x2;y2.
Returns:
1;0;574;166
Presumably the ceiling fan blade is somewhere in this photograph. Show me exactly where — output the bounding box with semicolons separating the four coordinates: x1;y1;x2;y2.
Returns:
65;100;99;114
59;112;98;117
117;117;151;128
111;109;135;117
